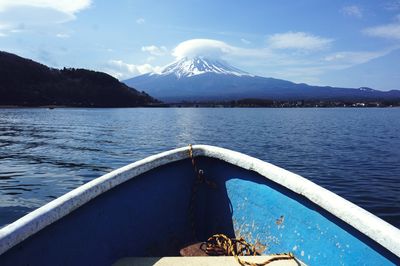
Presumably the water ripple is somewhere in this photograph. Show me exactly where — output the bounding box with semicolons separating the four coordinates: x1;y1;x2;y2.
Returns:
0;108;399;228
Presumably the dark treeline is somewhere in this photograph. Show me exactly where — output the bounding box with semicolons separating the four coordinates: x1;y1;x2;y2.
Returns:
168;98;400;108
0;51;159;107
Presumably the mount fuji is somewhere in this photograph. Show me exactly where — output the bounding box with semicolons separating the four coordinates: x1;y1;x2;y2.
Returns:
124;56;400;102
159;56;251;78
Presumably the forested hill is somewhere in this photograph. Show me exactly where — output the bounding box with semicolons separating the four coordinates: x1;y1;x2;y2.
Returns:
0;51;159;107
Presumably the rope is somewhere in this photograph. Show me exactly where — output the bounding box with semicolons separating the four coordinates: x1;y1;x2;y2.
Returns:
204;234;295;266
187;145;296;265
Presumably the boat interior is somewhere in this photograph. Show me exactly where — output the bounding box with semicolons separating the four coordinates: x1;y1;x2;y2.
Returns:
0;156;397;265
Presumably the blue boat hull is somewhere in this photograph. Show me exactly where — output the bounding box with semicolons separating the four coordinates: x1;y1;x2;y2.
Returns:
0;148;398;265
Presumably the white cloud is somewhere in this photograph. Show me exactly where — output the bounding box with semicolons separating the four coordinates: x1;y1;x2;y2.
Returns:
278;48;396;82
0;0;91;17
341;5;363;18
0;0;91;36
141;45;167;56
384;0;400;11
267;32;333;50
324;50;392;65
146;56;156;62
240;38;251;44
105;60;162;79
363;23;400;39
261;47;394;84
0;23;11;36
136;18;145;24
56;33;70;38
172;39;234;59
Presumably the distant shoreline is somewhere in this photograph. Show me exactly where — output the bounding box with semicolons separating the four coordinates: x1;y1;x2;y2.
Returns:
1;98;400;108
0;103;167;108
1;104;399;109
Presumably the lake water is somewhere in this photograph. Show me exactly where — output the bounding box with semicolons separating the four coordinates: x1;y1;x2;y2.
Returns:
0;108;399;229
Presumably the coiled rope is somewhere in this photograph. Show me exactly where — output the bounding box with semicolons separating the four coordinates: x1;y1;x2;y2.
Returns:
204;234;295;265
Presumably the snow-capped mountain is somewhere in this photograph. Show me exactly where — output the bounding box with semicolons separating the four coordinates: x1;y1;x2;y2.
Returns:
124;56;266;101
159;57;252;78
124;57;400;102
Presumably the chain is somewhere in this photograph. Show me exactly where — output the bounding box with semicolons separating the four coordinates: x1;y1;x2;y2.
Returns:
188;144;216;240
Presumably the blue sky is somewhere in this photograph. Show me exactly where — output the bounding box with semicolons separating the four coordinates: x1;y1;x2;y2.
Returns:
0;0;399;90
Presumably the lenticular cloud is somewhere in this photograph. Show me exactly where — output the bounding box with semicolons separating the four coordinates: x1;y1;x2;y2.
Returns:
172;39;234;59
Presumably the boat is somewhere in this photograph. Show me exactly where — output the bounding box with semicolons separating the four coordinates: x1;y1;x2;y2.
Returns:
0;145;399;265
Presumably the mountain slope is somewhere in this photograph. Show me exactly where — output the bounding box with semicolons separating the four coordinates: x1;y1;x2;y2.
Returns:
160;57;251;78
124;56;400;102
0;51;159;107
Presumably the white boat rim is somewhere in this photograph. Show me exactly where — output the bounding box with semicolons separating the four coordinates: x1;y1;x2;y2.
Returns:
0;145;399;257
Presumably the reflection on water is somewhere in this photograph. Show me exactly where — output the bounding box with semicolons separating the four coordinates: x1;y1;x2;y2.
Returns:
0;108;399;228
